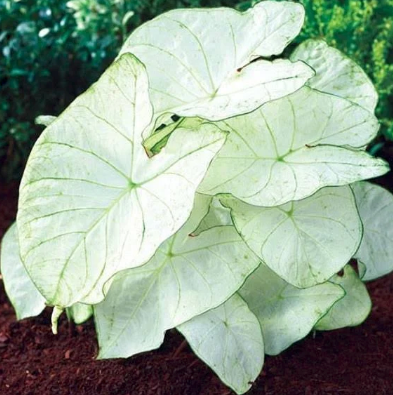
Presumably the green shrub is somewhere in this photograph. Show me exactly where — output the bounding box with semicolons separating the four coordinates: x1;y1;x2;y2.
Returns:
0;0;123;179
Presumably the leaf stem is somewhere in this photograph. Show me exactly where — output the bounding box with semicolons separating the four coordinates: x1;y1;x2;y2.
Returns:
51;306;65;335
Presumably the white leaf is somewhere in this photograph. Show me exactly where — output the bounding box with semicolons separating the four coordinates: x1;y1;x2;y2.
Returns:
224;186;362;288
94;195;260;359
193;196;232;235
67;303;93;325
178;294;264;395
199;87;388;206
358;261;367;280
35;115;57;127
120;2;313;124
17;54;227;307
291;39;378;112
315;265;371;331
353;182;393;280
240;264;344;355
0;223;46;320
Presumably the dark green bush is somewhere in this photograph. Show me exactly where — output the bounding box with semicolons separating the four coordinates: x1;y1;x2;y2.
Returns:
0;0;125;179
1;0;393;179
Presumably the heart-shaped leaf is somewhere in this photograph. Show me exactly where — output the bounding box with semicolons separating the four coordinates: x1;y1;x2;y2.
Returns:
223;186;362;288
239;264;344;355
199;87;388;206
17;54;227;308
120;2;313;125
94;195;260;359
178;294;264;395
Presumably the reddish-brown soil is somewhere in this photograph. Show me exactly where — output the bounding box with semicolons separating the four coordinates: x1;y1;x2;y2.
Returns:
1;149;393;394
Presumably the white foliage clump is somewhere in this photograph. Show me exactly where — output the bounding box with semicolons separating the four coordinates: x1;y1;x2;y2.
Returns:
1;2;392;394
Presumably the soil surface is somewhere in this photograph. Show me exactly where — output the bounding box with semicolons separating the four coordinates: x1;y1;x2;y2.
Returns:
1;144;393;395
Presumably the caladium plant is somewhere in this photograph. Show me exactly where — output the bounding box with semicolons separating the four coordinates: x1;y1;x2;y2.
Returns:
1;2;393;394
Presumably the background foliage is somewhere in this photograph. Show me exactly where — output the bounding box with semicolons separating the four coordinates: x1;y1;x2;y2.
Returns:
1;0;393;179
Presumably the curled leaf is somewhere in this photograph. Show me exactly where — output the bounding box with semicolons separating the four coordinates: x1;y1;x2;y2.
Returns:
120;2;313;124
291;39;378;112
315;265;371;330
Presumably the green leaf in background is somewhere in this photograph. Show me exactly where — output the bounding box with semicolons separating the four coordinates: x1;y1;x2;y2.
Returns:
239;264;345;355
94;194;260;359
223;186;362;288
178;294;264;395
0;223;46;320
198;87;388;207
353;182;393;281
120;2;313;124
17;54;226;308
291;39;378;112
315;265;371;331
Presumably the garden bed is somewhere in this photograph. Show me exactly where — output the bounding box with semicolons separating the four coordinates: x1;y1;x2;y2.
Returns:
1;167;393;395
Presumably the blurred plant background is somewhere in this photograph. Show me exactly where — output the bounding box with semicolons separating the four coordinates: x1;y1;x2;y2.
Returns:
1;0;393;180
